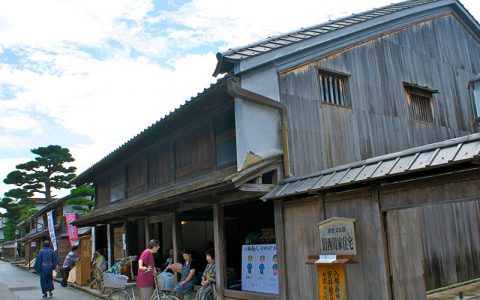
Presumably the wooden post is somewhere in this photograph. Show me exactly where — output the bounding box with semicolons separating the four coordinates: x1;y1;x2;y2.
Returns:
213;203;225;300
91;226;96;261
144;217;150;246
107;224;112;268
172;212;182;263
123;222;127;257
274;200;288;300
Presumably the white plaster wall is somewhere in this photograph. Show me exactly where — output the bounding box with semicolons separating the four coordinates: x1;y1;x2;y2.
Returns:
235;98;283;171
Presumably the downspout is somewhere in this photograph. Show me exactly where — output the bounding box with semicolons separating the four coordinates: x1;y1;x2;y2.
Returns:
226;77;292;177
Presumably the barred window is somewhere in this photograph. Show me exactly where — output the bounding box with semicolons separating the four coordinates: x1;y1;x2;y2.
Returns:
404;83;435;124
319;70;350;107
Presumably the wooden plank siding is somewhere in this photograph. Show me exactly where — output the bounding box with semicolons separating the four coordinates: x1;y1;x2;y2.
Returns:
279;14;480;177
280;168;480;298
324;192;390;300
93;100;235;208
282;198;324;299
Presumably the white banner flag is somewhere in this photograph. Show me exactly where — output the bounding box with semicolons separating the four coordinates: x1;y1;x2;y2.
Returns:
47;210;57;251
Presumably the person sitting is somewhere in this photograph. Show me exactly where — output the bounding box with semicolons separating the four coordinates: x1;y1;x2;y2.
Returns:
172;249;197;300
93;249;107;272
195;249;216;300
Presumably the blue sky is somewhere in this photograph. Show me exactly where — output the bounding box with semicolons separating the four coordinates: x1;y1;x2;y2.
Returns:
0;0;479;201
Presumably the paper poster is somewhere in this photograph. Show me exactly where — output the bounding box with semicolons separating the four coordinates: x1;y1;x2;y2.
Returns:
241;244;279;294
317;264;346;300
65;212;78;246
47;210;57;251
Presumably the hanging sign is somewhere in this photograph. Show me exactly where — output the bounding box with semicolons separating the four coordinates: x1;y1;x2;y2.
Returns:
318;217;357;255
317;264;347;300
241;244;279;294
46;210;57;251
65;212;78;246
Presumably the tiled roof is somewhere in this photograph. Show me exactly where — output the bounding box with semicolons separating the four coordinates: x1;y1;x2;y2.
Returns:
264;133;480;200
213;0;462;75
72;76;229;185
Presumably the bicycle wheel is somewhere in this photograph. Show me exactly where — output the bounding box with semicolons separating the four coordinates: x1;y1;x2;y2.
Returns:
107;289;131;300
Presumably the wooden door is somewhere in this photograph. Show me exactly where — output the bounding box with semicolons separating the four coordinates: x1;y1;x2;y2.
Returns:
385;208;426;300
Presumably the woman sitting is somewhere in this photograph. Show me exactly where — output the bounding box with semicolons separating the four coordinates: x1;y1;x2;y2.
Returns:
172;249;197;300
195;249;216;300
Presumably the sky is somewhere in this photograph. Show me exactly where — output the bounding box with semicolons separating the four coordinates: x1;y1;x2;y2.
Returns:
0;0;479;201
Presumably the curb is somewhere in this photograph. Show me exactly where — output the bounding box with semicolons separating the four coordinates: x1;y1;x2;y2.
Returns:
7;260;107;299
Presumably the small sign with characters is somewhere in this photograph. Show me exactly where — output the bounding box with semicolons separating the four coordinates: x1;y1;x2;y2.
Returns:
317;264;347;300
318;217;356;255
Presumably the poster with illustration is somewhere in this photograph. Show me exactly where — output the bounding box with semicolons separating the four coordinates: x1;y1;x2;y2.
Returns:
241;244;278;294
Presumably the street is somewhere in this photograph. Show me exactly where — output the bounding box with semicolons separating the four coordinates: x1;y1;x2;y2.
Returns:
0;260;99;299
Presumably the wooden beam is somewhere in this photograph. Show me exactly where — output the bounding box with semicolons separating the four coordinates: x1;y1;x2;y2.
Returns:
213;203;226;300
274;200;288;300
144;217;150;246
238;183;275;193
149;213;173;224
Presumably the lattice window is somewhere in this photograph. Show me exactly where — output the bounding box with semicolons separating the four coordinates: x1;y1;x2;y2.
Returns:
319;70;350;107
405;84;435;124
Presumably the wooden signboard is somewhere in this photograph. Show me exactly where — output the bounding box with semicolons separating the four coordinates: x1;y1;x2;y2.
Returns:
317;264;347;300
318;217;356;255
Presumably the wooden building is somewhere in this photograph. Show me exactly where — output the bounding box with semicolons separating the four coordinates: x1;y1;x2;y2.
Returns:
264;134;480;299
74;0;480;299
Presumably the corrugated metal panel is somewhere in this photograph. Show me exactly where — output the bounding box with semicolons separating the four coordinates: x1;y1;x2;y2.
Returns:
265;134;480;200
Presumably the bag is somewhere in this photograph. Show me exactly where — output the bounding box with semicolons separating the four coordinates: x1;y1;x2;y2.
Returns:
156;271;176;291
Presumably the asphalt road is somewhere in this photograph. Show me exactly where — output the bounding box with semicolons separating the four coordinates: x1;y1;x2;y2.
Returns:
0;260;100;299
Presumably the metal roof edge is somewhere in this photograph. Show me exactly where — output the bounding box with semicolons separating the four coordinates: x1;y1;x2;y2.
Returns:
281;133;480;184
213;0;479;77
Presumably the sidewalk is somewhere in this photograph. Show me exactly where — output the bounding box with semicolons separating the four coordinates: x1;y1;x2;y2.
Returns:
1;257;142;299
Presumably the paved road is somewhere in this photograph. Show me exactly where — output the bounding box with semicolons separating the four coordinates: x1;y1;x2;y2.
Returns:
0;260;100;299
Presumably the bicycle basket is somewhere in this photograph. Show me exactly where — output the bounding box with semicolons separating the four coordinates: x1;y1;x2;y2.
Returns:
156;272;176;291
103;272;129;289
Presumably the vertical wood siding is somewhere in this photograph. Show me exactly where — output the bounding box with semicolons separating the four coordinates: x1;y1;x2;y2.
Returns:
279;15;480;176
386;208;426;300
283;199;324;299
324;193;390;300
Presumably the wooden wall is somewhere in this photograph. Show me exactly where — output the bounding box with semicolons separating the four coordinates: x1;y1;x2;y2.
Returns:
279;14;480;176
94;101;235;206
280;169;480;299
324;191;390;300
283;198;323;299
381;170;480;291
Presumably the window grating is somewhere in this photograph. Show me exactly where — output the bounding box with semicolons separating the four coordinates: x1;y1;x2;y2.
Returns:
405;86;434;124
319;71;350;106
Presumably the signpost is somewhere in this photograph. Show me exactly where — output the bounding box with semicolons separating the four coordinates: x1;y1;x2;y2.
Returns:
306;217;357;300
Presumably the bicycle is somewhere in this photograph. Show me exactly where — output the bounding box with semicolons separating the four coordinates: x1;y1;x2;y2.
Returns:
104;272;137;300
104;256;138;300
151;267;180;300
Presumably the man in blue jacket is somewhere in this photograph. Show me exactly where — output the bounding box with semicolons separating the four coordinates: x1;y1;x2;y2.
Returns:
34;240;59;298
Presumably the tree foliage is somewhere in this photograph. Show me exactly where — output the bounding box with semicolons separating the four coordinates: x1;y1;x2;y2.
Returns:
3;145;77;201
0;189;37;241
66;184;95;214
1;145;77;240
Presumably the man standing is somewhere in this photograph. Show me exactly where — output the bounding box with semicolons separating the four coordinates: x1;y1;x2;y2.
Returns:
34;240;59;298
61;245;80;287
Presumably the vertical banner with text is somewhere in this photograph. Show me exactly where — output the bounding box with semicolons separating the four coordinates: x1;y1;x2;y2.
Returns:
65;212;78;246
46;210;57;251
